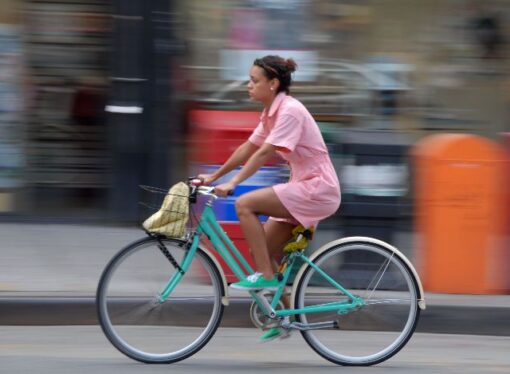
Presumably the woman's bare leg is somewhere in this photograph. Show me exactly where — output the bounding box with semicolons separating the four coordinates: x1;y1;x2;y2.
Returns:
264;218;295;308
235;187;294;280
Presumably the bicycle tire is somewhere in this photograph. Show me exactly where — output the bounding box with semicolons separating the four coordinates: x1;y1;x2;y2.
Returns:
293;240;420;366
96;236;224;363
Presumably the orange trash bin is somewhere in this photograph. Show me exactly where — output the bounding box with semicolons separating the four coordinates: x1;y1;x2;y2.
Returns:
412;134;510;294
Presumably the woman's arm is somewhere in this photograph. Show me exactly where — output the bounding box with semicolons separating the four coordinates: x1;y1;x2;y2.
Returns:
214;142;276;196
199;140;259;184
231;143;276;185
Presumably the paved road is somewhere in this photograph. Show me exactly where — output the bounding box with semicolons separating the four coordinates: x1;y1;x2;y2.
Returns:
1;326;509;373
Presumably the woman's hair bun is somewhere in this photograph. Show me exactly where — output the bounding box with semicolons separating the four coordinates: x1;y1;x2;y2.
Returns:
285;58;297;73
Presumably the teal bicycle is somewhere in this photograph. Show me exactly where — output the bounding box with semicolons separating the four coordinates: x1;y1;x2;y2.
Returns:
96;180;426;366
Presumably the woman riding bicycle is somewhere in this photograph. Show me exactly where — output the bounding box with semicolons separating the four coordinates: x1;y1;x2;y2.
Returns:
198;55;341;339
98;57;421;357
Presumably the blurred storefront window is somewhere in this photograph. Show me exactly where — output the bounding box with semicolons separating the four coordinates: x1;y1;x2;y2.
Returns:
22;0;112;217
0;1;24;212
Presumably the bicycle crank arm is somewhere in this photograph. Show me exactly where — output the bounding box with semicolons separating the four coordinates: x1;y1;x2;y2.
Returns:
253;290;277;318
285;320;339;331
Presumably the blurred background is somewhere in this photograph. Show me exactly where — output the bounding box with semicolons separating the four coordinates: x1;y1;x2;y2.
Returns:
0;0;510;295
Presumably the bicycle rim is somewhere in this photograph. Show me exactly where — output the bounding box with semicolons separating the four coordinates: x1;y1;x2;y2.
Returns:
295;242;420;366
97;237;224;363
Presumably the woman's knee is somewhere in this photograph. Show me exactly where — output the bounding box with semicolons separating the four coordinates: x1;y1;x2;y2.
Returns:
235;196;254;217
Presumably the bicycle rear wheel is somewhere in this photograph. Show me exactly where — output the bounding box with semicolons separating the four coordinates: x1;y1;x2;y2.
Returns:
96;236;224;363
294;241;420;366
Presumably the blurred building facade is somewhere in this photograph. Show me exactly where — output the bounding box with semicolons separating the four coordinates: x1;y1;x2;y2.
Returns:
0;0;186;222
0;0;509;223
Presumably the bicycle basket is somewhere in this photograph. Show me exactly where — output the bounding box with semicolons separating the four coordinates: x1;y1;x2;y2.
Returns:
142;181;189;238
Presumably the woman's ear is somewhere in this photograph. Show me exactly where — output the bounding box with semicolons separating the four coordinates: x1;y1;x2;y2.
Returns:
271;78;280;92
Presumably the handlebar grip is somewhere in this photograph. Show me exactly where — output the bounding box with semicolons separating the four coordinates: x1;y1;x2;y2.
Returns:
190;178;202;186
210;188;235;196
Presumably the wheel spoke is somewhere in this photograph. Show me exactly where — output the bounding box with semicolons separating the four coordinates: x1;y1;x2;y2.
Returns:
364;254;394;301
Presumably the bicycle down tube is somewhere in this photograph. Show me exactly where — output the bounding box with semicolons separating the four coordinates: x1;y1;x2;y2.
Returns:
158;203;255;301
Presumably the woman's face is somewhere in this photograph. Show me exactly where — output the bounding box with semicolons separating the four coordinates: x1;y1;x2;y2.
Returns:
247;65;277;103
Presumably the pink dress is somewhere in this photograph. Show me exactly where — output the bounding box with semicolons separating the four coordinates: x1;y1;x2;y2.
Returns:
248;92;341;228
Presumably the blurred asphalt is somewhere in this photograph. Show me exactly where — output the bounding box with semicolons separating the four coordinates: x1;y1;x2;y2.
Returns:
0;223;509;335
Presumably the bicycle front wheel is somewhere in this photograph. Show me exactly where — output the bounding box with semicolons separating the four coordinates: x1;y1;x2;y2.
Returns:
294;241;420;366
96;237;224;363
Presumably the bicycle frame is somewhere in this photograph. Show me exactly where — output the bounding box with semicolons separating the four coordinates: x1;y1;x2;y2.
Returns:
159;202;364;318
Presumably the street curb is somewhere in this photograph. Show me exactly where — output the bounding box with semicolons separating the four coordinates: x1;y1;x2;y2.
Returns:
1;297;509;336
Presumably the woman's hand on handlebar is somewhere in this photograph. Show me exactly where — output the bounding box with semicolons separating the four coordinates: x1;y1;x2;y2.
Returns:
193;174;235;196
214;181;236;197
196;174;216;186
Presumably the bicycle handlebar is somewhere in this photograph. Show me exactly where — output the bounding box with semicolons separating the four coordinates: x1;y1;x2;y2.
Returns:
196;186;234;197
188;177;234;198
